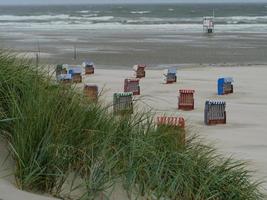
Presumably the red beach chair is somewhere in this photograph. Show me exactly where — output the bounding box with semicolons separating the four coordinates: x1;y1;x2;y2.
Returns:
83;61;95;75
124;78;140;95
178;90;195;110
84;84;98;102
156;116;185;129
156;116;185;145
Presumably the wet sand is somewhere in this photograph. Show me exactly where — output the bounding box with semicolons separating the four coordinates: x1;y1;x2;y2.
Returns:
1;27;267;67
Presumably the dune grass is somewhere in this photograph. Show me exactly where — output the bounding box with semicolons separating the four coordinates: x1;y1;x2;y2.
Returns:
0;52;264;199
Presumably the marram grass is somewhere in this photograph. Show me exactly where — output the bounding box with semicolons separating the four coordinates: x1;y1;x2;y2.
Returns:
0;52;264;199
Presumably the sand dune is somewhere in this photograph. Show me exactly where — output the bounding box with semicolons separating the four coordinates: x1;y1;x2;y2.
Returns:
1;65;267;199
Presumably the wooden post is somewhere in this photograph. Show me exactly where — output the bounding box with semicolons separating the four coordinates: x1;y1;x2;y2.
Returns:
74;44;77;60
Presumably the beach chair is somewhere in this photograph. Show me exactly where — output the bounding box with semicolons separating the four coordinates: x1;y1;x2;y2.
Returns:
133;64;146;78
56;64;67;76
68;66;83;83
204;100;226;125
124;78;140;95
82;61;95;75
57;74;72;85
84;84;98;102
156;116;185;145
113;92;133;115
178;89;195;110
163;67;177;84
217;77;234;95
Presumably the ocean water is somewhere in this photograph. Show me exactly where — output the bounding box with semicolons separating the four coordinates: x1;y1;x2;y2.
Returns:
0;3;267;32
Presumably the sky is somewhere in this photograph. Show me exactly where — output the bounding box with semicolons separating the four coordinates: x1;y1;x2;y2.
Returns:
0;0;265;5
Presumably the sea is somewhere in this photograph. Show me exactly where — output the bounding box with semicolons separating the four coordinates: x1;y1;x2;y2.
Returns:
0;3;267;32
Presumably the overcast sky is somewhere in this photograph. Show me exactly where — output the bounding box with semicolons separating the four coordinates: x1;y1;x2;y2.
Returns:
0;0;265;5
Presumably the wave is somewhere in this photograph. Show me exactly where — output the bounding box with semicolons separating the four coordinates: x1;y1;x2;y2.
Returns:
0;14;267;25
2;21;267;34
0;14;72;21
130;11;151;14
0;14;113;22
77;10;90;14
77;10;100;14
216;16;267;24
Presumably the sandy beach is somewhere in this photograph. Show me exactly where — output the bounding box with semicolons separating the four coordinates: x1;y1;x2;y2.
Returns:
82;65;267;190
1;64;267;200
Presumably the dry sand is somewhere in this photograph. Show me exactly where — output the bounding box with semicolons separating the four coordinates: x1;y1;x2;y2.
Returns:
82;65;267;191
1;65;267;199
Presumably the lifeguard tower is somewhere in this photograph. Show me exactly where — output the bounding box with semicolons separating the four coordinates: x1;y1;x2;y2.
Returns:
203;15;214;34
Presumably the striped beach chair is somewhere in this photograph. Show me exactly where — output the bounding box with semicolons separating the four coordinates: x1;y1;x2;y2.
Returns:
156;116;185;145
178;90;195;110
204;100;226;125
113;92;133;115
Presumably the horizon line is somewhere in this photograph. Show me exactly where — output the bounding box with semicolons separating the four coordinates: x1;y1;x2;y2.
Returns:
0;2;265;6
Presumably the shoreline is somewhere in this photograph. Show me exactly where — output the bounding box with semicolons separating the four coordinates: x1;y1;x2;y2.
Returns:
11;51;267;70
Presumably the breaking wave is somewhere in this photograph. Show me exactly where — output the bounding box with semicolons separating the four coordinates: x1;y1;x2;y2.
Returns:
0;14;267;26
